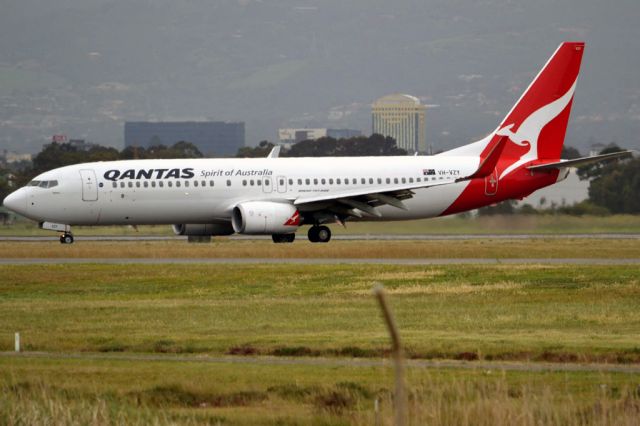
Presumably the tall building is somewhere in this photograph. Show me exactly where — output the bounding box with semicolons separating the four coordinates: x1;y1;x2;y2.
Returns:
124;121;245;157
277;128;362;147
372;94;426;153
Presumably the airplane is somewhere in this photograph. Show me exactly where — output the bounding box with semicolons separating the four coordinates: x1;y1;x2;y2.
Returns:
2;41;632;244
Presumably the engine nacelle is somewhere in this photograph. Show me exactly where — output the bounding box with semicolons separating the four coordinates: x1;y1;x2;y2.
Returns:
231;201;300;234
172;223;234;236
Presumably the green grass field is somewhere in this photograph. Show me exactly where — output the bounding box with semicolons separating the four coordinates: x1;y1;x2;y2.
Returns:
1;248;640;424
1;263;639;361
2;214;640;236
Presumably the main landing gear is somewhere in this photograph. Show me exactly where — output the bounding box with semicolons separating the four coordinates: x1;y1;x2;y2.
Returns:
308;225;331;243
59;232;74;244
272;233;295;243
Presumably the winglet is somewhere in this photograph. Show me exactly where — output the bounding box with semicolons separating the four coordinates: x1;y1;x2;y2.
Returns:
456;136;507;182
267;146;281;158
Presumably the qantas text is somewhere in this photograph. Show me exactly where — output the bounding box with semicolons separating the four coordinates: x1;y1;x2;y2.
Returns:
103;168;195;181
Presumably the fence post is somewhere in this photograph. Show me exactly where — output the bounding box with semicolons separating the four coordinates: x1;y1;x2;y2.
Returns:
15;332;20;352
374;284;406;426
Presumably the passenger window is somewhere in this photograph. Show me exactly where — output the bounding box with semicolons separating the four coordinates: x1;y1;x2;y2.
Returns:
352;178;357;184
152;181;156;188
394;178;398;184
243;180;247;186
409;177;414;183
329;178;334;185
168;181;173;187
176;181;181;188
159;181;164;188
402;178;406;184
194;181;198;187
288;179;293;185
337;178;341;184
369;178;374;184
227;180;231;186
264;179;270;186
143;181;149;188
360;178;365;184
386;178;390;184
321;178;326;185
297;179;302;185
120;182;125;188
305;178;310;185
280;178;285;186
135;182;141;188
128;182;133;188
185;181;189;187
345;179;349;185
417;177;421;182
112;182;117;188
201;180;206;187
377;178;382;184
313;179;318;185
210;180;214;186
250;180;255;186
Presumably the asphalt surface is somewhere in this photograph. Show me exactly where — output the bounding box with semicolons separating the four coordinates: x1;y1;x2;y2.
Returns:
0;233;639;242
1;257;639;265
3;351;639;374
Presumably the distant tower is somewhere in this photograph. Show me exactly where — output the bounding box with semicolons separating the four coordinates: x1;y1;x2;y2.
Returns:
372;94;426;153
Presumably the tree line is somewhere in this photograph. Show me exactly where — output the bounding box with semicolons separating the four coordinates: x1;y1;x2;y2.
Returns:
1;137;637;215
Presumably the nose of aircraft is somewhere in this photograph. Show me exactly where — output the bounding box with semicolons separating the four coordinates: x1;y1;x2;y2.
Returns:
2;189;27;215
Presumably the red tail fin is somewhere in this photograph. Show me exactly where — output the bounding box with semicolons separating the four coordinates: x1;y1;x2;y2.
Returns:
495;42;585;178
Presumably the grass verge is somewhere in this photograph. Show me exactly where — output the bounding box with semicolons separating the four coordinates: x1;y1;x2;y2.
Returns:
1;356;639;425
0;263;639;363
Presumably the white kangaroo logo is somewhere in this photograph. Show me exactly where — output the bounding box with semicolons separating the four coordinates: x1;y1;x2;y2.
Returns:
497;79;577;179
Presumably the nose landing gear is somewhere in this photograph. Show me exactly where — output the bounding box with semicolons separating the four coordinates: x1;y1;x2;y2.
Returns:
307;225;331;243
59;233;74;244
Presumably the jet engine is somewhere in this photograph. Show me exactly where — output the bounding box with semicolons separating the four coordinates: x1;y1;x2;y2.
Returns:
172;223;234;236
231;201;300;234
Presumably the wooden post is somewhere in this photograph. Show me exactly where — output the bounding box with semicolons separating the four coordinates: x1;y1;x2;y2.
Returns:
374;284;406;426
14;332;20;352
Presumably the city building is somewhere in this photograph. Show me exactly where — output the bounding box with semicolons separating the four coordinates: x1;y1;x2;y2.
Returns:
0;150;32;165
372;94;426;153
124;121;245;157
277;128;362;148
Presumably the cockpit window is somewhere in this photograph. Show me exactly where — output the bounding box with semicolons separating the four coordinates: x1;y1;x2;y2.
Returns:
32;180;58;188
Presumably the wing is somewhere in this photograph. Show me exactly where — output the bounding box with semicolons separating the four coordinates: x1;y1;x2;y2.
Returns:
294;137;507;221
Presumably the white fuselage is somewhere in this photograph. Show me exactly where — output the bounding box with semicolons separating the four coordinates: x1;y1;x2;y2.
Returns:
11;156;480;226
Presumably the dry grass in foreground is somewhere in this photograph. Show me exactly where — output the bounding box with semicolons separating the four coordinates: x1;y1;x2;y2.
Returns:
1;359;639;426
0;238;639;259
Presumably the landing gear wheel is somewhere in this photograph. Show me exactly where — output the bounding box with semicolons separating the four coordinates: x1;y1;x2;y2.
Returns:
59;233;74;244
308;226;331;243
272;233;295;243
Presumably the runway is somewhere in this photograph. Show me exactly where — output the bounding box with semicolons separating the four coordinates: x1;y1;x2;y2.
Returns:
1;233;639;242
3;351;639;374
1;257;638;265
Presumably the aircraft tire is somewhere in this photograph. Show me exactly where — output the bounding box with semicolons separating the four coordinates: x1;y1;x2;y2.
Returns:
307;226;319;243
272;233;295;243
316;226;331;243
60;233;74;244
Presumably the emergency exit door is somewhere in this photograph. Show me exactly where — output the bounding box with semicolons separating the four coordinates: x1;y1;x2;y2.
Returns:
79;169;98;201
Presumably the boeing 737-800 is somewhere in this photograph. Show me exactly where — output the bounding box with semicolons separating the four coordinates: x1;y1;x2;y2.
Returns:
2;42;631;244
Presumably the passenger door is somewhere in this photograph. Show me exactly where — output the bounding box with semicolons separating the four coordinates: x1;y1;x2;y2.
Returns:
79;169;98;201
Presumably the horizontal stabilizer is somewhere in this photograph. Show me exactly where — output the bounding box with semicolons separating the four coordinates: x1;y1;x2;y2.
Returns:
527;150;634;171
